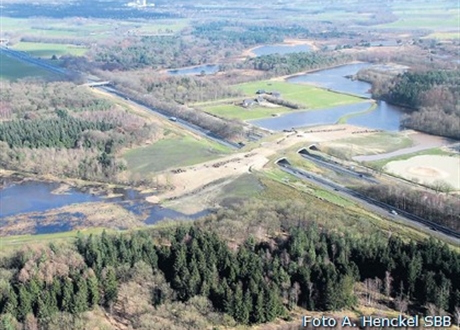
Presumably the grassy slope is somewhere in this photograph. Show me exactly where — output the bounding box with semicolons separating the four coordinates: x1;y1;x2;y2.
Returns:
0;53;55;80
123;135;230;174
235;80;363;109
320;132;414;158
201;103;291;120
12;42;88;57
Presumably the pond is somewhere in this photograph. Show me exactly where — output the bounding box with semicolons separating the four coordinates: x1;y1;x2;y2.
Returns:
167;64;219;76
287;62;373;98
0;181;101;218
257;62;407;131
251;44;311;57
249;101;373;131
0;180;209;234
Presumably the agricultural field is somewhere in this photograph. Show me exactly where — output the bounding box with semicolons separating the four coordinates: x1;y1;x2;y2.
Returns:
123;135;230;174
377;3;458;30
200;103;291;120
0;53;56;80
11;42;88;57
235;80;363;109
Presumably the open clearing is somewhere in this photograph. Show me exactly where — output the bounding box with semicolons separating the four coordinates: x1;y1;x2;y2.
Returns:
385;155;460;190
200;103;291;120
146;124;371;203
235;80;363;109
354;131;453;162
320;131;413;159
12;42;88;57
124;135;230;174
0;53;56;80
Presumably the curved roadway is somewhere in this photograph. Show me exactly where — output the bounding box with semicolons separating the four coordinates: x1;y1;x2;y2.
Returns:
277;160;460;244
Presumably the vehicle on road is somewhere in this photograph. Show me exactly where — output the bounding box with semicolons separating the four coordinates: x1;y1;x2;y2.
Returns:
390;210;398;216
169;116;177;122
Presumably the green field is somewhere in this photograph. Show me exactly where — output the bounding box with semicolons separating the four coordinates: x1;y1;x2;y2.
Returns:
235;80;364;109
201;103;291;120
368;147;457;169
124;136;230;174
0;53;55;80
12;42;88;57
424;31;460;40
320;132;414;159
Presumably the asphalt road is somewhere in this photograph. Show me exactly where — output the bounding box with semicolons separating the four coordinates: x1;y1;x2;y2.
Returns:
97;86;241;150
299;151;379;184
277;161;460;244
0;46;71;76
0;46;240;150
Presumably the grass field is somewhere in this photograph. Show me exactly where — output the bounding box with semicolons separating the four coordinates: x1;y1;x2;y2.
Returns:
0;227;108;251
0;53;55;80
320;132;414;159
124;136;230;174
201;103;291;120
12;42;88;57
424;31;460;40
368;147;455;169
235;81;363;109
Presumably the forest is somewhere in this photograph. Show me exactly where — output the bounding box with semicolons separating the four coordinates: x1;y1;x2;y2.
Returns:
0;219;459;329
0;81;156;182
244;52;353;76
386;70;460;139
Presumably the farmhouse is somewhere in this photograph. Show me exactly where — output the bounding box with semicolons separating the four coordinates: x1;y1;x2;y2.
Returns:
242;99;256;108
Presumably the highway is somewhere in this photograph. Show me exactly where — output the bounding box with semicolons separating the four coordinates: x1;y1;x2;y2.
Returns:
277;160;460;244
0;45;241;149
0;46;71;77
299;150;379;184
97;86;241;150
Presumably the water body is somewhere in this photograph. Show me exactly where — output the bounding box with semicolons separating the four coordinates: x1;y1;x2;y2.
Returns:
249;102;373;131
0;181;101;218
168;64;219;76
252;44;311;57
273;63;407;131
0;180;209;234
287;62;373;98
347;100;403;131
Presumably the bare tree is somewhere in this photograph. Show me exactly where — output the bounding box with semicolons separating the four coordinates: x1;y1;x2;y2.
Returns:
384;271;393;297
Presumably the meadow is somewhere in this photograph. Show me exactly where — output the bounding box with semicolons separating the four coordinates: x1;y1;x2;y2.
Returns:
200;103;291;120
123;135;230;174
12;42;88;57
0;53;56;80
235;80;364;109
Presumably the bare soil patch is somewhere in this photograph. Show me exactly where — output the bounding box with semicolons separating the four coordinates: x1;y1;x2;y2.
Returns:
146;124;370;203
385;155;460;190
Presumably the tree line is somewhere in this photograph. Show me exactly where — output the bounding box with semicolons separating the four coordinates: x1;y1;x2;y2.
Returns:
357;184;460;232
384;70;460;139
244;52;353;76
1;223;459;328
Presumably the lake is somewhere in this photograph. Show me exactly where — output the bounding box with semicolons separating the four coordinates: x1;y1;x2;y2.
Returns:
287;62;373;98
249;102;373;131
168;64;219;76
251;44;311;57
0;180;208;234
249;62;406;131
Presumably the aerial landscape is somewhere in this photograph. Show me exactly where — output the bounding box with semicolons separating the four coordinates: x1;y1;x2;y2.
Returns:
0;0;459;328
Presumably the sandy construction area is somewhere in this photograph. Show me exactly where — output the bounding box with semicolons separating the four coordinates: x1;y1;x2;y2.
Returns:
146;124;375;203
385;155;460;190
